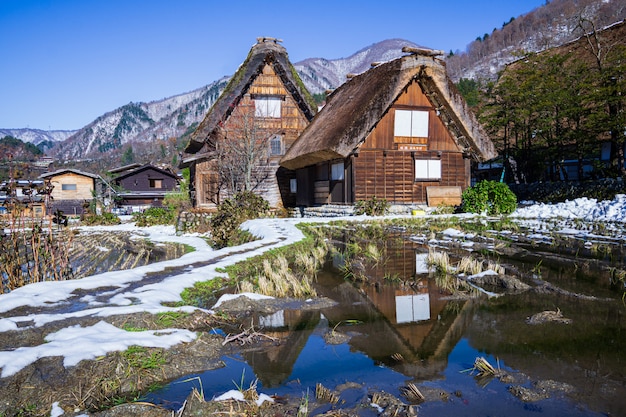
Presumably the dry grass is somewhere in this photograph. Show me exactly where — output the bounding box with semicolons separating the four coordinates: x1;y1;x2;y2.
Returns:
400;383;425;403
457;256;483;275
315;383;339;404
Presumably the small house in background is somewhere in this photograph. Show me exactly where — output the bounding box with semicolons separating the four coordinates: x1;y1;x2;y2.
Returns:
280;47;496;208
0;179;48;218
112;164;179;212
39;169;100;216
181;37;317;209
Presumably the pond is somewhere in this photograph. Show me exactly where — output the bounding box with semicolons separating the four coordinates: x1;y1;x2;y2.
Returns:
145;219;626;416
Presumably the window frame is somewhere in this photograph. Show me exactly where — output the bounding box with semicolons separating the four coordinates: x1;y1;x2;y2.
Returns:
414;158;442;181
394;109;429;139
331;162;344;181
254;96;282;118
269;135;283;156
149;179;164;189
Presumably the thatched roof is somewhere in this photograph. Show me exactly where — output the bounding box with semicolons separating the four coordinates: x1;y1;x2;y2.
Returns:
184;38;318;154
280;49;496;171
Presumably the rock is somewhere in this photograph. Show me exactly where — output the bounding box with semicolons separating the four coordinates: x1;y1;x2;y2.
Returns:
526;308;572;325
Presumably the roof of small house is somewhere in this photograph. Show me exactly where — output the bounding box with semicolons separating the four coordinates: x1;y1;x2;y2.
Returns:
112;164;179;182
280;47;497;171
39;169;100;180
184;37;318;154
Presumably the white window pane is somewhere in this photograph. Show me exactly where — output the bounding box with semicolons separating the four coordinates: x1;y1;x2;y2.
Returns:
290;178;297;193
331;162;344;180
412;110;429;137
254;98;266;117
394;110;412;136
267;97;281;118
415;159;428;178
429;159;441;179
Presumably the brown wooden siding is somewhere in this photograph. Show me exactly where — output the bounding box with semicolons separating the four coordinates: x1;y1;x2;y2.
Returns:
353;150;468;204
197;64;310;208
361;80;458;153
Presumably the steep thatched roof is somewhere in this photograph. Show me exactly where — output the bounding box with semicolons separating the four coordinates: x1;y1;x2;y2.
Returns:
184;38;318;154
280;49;496;171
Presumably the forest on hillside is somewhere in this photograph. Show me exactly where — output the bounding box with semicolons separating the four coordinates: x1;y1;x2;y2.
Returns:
462;18;626;185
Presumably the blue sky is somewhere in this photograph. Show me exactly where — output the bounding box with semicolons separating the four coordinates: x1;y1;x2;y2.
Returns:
0;0;546;131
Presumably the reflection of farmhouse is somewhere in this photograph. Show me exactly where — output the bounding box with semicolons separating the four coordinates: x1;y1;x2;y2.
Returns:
182;37;317;209
318;243;475;381
242;309;321;388
281;47;496;207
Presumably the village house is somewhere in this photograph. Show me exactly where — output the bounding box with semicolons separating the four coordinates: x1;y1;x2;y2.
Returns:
0;179;48;218
280;47;496;208
181;37;317;209
39;168;100;216
111;164;179;213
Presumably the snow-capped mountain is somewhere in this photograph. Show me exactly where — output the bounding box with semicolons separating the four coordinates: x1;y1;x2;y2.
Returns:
48;40;417;160
0;128;76;146
295;38;421;94
51;78;228;160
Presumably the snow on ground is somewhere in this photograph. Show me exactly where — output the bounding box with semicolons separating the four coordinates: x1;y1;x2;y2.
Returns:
511;194;626;222
1;195;626;396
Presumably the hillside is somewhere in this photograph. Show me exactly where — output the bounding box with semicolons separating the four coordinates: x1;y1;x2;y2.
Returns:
4;0;624;170
446;0;626;81
45;40;418;164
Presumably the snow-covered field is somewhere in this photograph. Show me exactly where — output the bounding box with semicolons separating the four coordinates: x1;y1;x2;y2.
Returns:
1;196;625;390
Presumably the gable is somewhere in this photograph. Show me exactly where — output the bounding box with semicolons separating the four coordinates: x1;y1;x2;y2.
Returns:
360;80;461;153
185;40;316;155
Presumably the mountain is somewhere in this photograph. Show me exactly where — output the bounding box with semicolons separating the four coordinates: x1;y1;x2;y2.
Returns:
48;41;419;162
295;38;421;94
51;78;228;161
0;128;76;146
7;0;625;164
445;0;626;81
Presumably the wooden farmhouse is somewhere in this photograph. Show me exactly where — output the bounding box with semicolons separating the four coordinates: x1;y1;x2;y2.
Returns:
39;169;100;215
182;37;317;209
112;164;179;212
280;47;497;208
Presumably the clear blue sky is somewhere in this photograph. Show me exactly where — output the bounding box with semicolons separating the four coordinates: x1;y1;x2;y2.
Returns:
0;0;546;131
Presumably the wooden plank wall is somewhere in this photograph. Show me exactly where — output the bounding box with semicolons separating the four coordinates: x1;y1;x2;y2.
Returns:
353;150;468;204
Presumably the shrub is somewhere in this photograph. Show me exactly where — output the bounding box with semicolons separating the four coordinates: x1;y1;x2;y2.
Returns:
133;207;177;227
461;180;517;215
80;212;121;226
354;196;390;216
209;191;270;249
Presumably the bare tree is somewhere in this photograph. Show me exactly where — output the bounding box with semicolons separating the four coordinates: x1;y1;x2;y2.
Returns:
214;102;278;199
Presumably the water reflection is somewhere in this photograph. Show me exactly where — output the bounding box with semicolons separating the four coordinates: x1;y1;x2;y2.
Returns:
148;231;623;416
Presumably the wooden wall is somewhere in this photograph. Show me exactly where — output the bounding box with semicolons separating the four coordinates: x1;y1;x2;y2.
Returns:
353;150;468;204
117;168;177;193
197;63;309;208
352;79;469;205
49;172;94;201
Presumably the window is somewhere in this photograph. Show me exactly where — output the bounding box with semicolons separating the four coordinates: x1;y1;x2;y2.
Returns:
394;109;429;138
255;96;281;118
149;179;163;189
415;159;441;180
269;135;283;156
290;178;297;193
331;162;344;180
62;184;77;191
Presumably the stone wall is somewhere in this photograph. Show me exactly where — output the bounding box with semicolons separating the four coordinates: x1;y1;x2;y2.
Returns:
176;210;212;235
